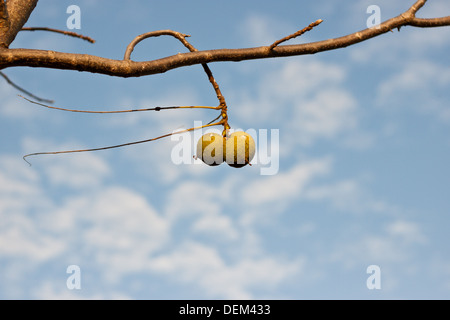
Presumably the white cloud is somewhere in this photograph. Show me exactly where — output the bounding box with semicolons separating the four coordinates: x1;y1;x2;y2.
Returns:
191;214;238;240
0;155;39;195
386;220;427;244
165;180;239;240
242;157;332;207
262;60;345;99
377;60;450;122
233;58;358;151
342;221;425;262
73;186;170;282
379;61;450;96
0;217;66;261
0;151;170;295
0;159;64;263
45;153;110;189
240;14;293;46
304;178;402;216
288;89;357;144
20;137;112;189
149;241;303;299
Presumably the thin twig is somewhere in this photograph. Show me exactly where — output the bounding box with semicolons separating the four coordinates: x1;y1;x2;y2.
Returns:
270;19;323;50
124;30;192;60
20;27;95;43
23;121;223;166
1;71;54;103
18;95;218;113
407;0;427;16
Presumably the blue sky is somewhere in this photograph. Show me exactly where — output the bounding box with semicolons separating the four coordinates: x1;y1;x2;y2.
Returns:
1;0;449;299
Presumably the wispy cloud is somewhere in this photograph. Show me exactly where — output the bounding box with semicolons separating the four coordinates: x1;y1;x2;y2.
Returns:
377;60;450;123
149;241;304;299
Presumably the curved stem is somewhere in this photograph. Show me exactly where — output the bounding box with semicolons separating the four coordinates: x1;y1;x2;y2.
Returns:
23;121;223;166
19;94;218;113
124;30;193;60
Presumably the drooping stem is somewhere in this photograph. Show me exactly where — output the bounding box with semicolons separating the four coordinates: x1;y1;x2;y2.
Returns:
18;94;218;113
23;120;223;166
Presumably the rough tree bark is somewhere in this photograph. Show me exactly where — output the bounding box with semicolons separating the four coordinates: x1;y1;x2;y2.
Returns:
0;0;37;48
0;0;449;78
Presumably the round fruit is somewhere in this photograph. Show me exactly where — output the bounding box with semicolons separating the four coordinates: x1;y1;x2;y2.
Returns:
196;132;225;166
225;131;255;168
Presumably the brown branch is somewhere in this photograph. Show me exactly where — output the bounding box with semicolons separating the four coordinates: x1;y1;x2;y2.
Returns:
407;0;427;15
0;0;449;77
0;0;11;46
269;19;323;50
0;1;9;30
20;27;96;43
409;16;450;27
0;0;38;48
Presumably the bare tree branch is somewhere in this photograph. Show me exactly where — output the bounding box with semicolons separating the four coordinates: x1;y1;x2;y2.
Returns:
0;0;38;48
0;1;11;44
1;0;448;78
408;16;450;27
20;27;95;43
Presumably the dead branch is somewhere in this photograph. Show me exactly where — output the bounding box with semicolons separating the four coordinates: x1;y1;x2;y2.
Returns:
0;0;448;77
20;27;95;43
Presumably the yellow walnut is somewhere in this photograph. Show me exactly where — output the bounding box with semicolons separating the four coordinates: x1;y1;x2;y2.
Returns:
225;131;255;168
196;133;225;166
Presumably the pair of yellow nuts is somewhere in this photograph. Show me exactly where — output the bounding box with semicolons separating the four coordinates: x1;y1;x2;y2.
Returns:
196;131;256;168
